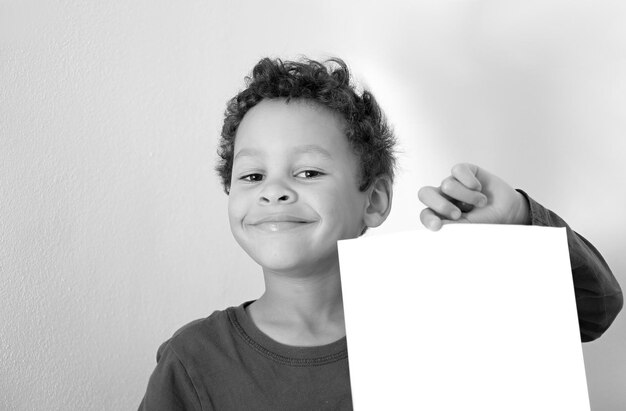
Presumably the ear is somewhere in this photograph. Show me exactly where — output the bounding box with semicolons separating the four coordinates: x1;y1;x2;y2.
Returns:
363;175;393;228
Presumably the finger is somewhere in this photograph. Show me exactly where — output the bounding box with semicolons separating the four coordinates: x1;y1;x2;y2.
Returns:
440;216;471;227
449;198;475;213
440;177;488;208
418;185;462;220
420;208;443;231
451;163;482;191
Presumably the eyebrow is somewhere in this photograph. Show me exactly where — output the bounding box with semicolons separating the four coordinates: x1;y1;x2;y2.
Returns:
293;144;333;160
234;145;333;161
234;148;263;160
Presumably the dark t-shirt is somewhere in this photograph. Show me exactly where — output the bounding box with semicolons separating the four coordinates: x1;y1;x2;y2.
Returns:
138;191;623;410
138;301;352;411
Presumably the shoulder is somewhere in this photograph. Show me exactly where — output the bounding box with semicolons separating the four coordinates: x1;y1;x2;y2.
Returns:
156;303;245;365
140;303;253;410
170;308;229;344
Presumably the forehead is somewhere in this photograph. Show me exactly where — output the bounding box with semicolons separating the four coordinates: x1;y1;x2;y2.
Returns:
234;99;350;156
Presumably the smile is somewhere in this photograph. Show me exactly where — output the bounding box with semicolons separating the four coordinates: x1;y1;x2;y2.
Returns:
250;221;313;232
246;214;317;233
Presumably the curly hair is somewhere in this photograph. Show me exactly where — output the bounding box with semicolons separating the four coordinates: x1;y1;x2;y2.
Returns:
216;57;397;194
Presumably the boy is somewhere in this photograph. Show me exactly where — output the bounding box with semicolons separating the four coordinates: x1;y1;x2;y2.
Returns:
139;57;622;410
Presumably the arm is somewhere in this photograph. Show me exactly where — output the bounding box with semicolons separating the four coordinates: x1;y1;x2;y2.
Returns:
518;189;623;342
418;163;623;342
138;341;204;411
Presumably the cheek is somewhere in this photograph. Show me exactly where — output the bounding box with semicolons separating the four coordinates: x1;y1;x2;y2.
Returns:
323;187;366;234
227;191;247;226
227;193;250;251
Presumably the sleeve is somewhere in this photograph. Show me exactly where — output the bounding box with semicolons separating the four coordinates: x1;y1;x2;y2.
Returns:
517;189;623;342
138;340;204;411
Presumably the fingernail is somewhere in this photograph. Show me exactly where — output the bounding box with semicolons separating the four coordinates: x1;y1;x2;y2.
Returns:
451;210;461;219
477;197;488;207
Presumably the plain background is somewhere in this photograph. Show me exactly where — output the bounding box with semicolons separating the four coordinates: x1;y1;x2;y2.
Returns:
1;1;625;410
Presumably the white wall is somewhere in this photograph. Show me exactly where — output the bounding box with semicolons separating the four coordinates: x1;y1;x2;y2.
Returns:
1;1;624;409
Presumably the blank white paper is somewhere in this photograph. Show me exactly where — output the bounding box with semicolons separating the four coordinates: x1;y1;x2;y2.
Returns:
338;224;589;411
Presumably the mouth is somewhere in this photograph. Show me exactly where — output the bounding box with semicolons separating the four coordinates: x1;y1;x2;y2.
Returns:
250;221;312;232
246;215;317;233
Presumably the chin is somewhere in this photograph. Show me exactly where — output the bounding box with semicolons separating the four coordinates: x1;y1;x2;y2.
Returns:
253;252;313;274
251;247;338;275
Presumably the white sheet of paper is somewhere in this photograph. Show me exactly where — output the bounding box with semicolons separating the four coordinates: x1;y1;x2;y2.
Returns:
338;224;589;411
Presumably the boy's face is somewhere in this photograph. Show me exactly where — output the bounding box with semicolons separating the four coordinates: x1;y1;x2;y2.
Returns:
228;98;368;274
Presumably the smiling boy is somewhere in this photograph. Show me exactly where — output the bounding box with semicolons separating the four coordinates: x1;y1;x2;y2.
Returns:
228;98;392;348
139;57;622;410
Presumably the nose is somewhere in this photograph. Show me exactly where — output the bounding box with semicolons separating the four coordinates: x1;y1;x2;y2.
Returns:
259;178;297;205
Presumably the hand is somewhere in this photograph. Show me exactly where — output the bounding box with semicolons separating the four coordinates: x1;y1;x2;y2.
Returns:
418;163;530;231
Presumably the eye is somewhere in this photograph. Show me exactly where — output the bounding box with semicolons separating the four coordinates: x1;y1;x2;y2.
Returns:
296;170;325;179
240;173;264;182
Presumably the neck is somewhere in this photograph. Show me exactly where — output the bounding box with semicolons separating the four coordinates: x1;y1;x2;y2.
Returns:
247;257;346;346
